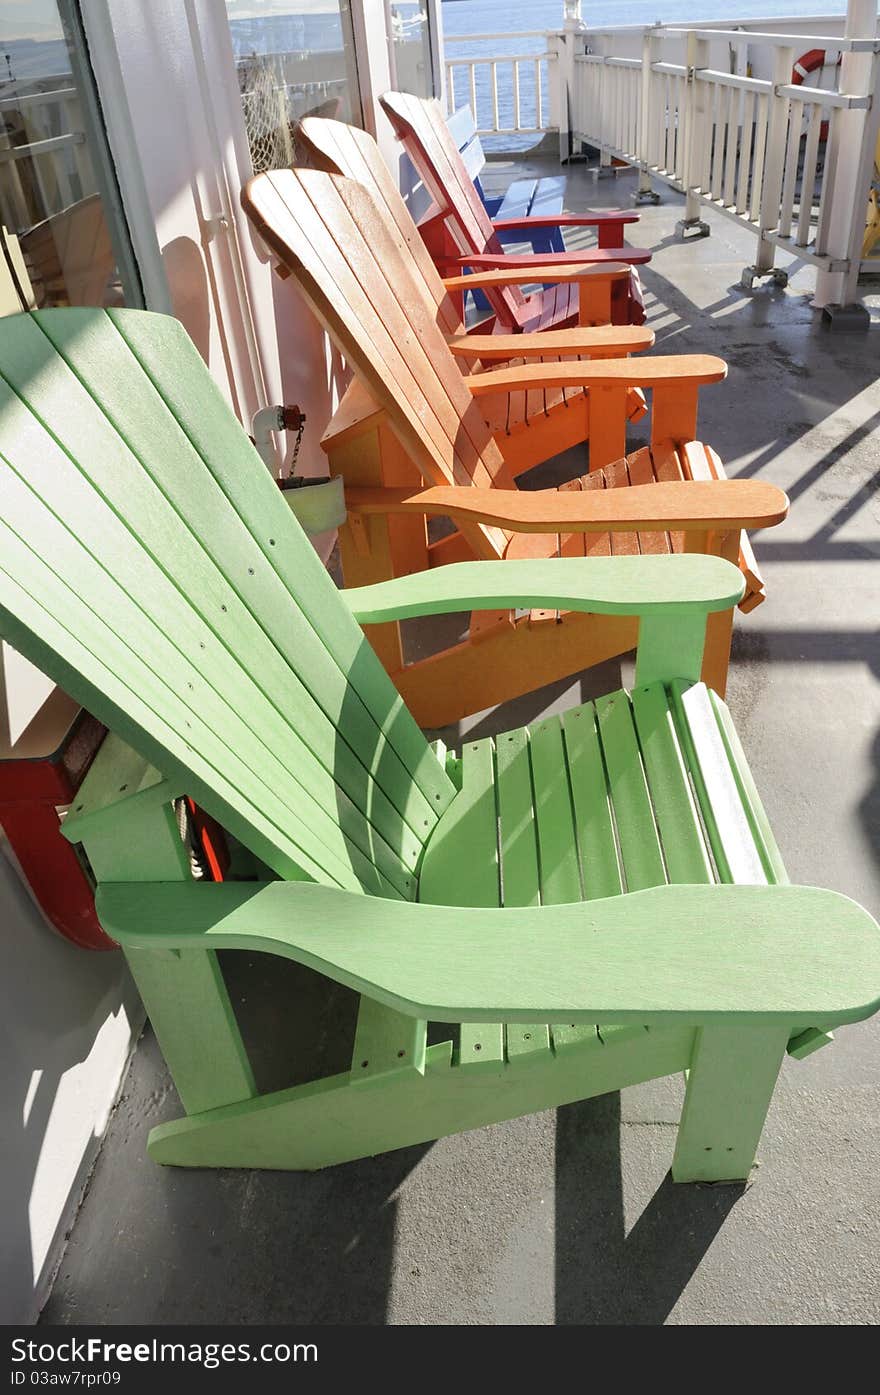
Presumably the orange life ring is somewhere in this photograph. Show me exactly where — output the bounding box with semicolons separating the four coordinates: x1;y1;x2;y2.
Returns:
791;49;842;140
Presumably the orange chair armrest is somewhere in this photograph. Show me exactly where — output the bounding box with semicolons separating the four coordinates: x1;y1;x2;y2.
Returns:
468;355;728;395
344;480;789;533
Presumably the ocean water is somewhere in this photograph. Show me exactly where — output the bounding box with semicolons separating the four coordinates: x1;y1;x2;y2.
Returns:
442;0;847;45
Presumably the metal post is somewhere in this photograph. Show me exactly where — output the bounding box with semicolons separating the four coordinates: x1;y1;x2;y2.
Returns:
425;0;446;108
742;45;794;289
634;26;662;204
814;0;879;326
676;30;710;239
556;0;583;163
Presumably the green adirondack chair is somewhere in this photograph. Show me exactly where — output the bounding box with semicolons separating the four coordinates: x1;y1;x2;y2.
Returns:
1;307;878;1183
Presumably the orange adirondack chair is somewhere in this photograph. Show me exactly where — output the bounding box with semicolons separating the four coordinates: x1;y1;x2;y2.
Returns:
20;193;116;307
379;91;649;328
292;114;652;464
296;114;641;338
296;114;650;449
242;168;783;726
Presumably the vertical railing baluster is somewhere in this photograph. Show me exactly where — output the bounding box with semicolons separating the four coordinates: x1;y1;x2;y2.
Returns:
723;86;740;207
814;106;838;256
749;93;769;221
797;102;823;246
778;98;802;239
700;81;714;193
747;45;793;280
736;90;755;215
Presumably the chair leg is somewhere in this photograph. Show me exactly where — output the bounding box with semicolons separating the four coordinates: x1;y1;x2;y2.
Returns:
124;944;256;1115
79;775;257;1116
700;607;734;698
671;1024;790;1183
692;528;739;698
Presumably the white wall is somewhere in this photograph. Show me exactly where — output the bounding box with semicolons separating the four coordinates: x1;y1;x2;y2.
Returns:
84;0;334;480
0;834;142;1323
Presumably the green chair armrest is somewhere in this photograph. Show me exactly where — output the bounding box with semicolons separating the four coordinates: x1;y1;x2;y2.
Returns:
342;554;745;626
97;880;880;1031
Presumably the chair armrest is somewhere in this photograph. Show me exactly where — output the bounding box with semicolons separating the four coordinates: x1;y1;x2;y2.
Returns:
342;480;789;535
455;247;652;268
96;880;880;1030
442;262;630;292
342;553;746;623
491;211;640;232
449;325;654;360
468;355;728;396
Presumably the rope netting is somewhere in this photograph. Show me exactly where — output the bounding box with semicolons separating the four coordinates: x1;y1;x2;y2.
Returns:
238;53;294;175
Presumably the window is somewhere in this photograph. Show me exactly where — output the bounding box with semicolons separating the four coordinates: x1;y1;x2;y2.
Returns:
0;0;140;315
227;1;362;174
389;1;434;100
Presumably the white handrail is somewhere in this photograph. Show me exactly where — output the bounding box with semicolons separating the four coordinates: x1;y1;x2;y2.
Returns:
561;18;880;303
444;32;557;43
661;28;878;51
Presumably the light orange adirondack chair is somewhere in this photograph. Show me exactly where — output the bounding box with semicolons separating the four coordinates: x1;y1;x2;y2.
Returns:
296;113;650;443
296;114;640;336
20;193;116;307
379;90;648;329
242;168;783;726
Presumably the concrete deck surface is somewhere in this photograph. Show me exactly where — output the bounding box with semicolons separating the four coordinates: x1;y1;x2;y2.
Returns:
42;161;880;1327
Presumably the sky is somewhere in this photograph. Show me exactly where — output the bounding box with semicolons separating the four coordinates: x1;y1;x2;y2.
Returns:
0;1;63;43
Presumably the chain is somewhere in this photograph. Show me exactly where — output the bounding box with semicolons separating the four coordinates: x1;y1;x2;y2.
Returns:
290;413;306;469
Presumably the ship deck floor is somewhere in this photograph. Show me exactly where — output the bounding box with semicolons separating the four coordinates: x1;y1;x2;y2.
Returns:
42;159;880;1327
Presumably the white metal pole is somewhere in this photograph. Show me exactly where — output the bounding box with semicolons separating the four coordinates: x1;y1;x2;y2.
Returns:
813;0;879;322
634;27;661;203
557;1;583;162
426;0;446;107
742;44;794;285
676;29;710;238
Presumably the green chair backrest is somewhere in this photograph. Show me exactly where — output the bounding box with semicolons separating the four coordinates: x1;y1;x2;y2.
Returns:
0;309;454;898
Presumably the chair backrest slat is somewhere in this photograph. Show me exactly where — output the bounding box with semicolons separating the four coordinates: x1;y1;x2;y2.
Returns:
379;92;525;325
243;169;512;555
298;116;462;341
446;105;486;186
0;309;456;896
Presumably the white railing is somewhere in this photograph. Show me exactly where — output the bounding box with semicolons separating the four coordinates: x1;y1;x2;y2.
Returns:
0;77;97;232
573;49;855;254
568;13;880;304
443;32;557;137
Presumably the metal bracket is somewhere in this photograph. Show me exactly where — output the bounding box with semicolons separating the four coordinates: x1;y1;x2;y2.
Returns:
204;215;230;239
741;265;788;290
675;216;711;241
821;301;871;331
633;188;662;205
